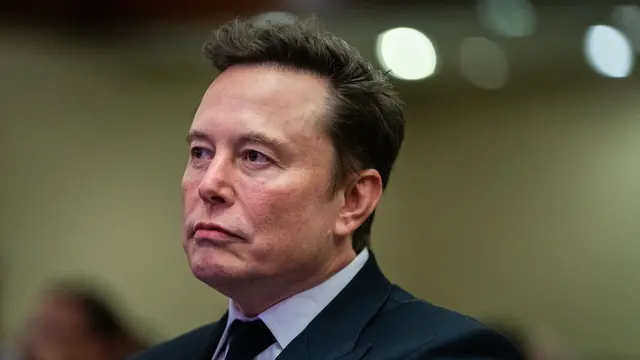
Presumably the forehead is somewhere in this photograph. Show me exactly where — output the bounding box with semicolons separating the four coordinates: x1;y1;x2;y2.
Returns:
192;65;331;140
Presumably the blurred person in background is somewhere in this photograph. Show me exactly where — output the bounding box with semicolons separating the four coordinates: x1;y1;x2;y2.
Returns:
18;280;147;360
134;17;522;360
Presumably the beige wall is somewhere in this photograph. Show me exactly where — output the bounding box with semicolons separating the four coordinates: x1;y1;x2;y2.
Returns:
2;35;639;356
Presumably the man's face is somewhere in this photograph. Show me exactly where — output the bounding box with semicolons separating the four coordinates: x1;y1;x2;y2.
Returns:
182;65;351;295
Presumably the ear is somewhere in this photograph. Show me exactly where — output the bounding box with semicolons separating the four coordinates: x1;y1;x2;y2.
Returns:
334;169;383;238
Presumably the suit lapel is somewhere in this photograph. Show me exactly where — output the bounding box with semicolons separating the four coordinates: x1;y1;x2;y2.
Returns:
276;251;391;360
197;312;229;360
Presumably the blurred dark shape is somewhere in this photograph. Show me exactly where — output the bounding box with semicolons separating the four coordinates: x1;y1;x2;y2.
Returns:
1;0;280;35
18;279;148;360
342;0;474;8
0;0;629;37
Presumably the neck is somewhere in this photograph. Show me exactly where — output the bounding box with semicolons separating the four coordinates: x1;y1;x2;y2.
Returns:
233;248;357;317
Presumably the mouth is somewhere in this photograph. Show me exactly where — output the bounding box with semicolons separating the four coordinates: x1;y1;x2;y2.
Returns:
191;222;243;243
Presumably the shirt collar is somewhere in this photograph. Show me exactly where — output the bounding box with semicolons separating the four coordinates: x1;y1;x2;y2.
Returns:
223;248;370;350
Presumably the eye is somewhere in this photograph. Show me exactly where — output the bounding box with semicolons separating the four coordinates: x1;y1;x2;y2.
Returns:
190;146;213;160
242;149;271;165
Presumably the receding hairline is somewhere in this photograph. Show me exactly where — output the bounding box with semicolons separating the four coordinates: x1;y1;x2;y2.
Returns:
218;61;334;87
208;61;337;123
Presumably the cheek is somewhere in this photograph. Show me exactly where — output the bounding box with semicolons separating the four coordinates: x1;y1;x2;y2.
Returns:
242;178;330;243
242;188;291;226
181;171;200;213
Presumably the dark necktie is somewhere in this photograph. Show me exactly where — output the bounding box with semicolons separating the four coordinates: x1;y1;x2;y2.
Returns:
224;319;276;360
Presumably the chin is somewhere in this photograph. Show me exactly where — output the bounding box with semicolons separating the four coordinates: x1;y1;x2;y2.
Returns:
191;263;229;285
187;246;245;288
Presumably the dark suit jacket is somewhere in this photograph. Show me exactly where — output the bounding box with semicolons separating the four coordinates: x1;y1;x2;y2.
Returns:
132;252;522;360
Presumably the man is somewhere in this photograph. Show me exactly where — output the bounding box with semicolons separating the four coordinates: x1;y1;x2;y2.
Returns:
134;17;522;360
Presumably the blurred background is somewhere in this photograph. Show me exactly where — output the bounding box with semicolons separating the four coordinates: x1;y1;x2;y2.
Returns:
1;0;640;359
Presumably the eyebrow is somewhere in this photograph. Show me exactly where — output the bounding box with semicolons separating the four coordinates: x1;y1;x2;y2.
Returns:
185;129;285;149
185;129;209;144
239;132;285;148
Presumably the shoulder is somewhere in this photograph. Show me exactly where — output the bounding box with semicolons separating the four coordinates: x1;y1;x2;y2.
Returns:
373;285;488;335
128;322;219;360
362;285;522;359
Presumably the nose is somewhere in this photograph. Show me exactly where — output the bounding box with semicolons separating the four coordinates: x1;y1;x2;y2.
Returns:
197;156;235;206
